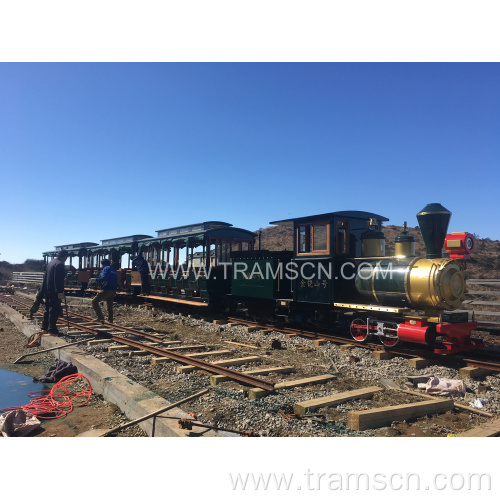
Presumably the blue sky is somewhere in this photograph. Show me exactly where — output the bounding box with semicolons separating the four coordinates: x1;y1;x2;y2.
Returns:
1;63;499;263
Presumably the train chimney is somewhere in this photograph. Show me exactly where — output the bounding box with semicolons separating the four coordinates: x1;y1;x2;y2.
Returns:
416;203;451;259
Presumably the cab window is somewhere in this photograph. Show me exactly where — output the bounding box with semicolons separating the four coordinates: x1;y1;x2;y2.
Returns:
336;219;349;254
297;221;330;254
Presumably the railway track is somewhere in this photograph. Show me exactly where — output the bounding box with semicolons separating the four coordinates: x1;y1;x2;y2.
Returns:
2;291;499;435
0;294;274;391
4;292;500;374
225;317;500;372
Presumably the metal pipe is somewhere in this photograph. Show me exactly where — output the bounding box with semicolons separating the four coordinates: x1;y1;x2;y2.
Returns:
105;388;211;436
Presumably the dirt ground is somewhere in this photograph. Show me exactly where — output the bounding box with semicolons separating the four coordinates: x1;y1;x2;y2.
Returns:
0;313;146;437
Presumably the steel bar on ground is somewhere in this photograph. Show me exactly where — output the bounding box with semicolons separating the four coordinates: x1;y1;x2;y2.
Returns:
104;388;211;436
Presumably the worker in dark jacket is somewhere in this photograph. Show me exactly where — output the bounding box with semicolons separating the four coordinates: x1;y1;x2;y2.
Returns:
132;249;150;295
40;250;68;336
91;259;118;323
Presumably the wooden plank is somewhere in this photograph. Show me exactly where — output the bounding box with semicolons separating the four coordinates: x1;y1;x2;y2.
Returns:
477;320;500;328
224;341;260;350
162;344;206;351
348;399;454;431
129;350;154;357
129;344;204;357
456;310;500;317
183;349;231;358
340;344;356;351
108;342;159;352
373;350;393;360
248;373;337;399
458;419;500;437
210;366;294;385
108;345;135;352
408;357;432;369
87;339;113;346
459;366;493;379
248;388;273;400
244;326;260;332
294;386;384;416
466;290;500;296
398;389;494;417
467;279;500;284
142;295;209;306
463;300;500;306
152;349;231;363
275;374;335;390
176;355;262;373
313;339;327;346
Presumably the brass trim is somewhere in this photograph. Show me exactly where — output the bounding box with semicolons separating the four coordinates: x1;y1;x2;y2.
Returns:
417;211;451;216
334;302;410;313
371;267;379;303
353;256;405;261
404;257;420;303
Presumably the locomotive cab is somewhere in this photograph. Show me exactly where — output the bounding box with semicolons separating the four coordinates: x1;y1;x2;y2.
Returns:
269;210;390;307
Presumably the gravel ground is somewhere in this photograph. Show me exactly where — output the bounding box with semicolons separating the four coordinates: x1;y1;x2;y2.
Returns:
61;296;500;437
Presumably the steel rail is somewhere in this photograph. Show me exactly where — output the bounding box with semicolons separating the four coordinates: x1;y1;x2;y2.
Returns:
8;294;500;377
100;335;274;391
2;295;167;344
1;295;274;390
462;358;500;372
66;311;169;343
227;316;500;369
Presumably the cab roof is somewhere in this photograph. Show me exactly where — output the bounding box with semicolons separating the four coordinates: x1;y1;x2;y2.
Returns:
270;210;389;225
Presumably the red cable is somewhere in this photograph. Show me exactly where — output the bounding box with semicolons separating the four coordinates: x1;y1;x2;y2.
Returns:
0;373;92;419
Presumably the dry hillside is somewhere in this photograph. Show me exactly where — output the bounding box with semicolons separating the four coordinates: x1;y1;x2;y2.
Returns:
255;223;500;279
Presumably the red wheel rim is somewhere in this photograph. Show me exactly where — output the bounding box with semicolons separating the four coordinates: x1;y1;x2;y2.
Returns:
350;318;371;342
380;335;400;347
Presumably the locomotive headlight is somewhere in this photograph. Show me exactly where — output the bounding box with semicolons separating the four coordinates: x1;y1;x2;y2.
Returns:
444;232;475;260
465;234;474;251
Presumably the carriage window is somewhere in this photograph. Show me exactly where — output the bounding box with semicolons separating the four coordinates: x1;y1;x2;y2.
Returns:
298;226;308;253
336;220;349;254
313;224;327;251
297;222;329;254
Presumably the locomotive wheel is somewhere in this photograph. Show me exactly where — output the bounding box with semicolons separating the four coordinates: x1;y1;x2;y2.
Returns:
380;335;401;348
350;318;371;343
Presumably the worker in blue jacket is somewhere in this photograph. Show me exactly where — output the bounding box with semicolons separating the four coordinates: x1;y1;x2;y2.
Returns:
90;259;118;323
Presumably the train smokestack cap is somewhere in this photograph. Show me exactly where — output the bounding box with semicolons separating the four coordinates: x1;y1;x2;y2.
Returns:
417;203;451;259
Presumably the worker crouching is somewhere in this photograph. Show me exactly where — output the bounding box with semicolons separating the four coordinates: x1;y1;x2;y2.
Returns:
90;259;118;323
